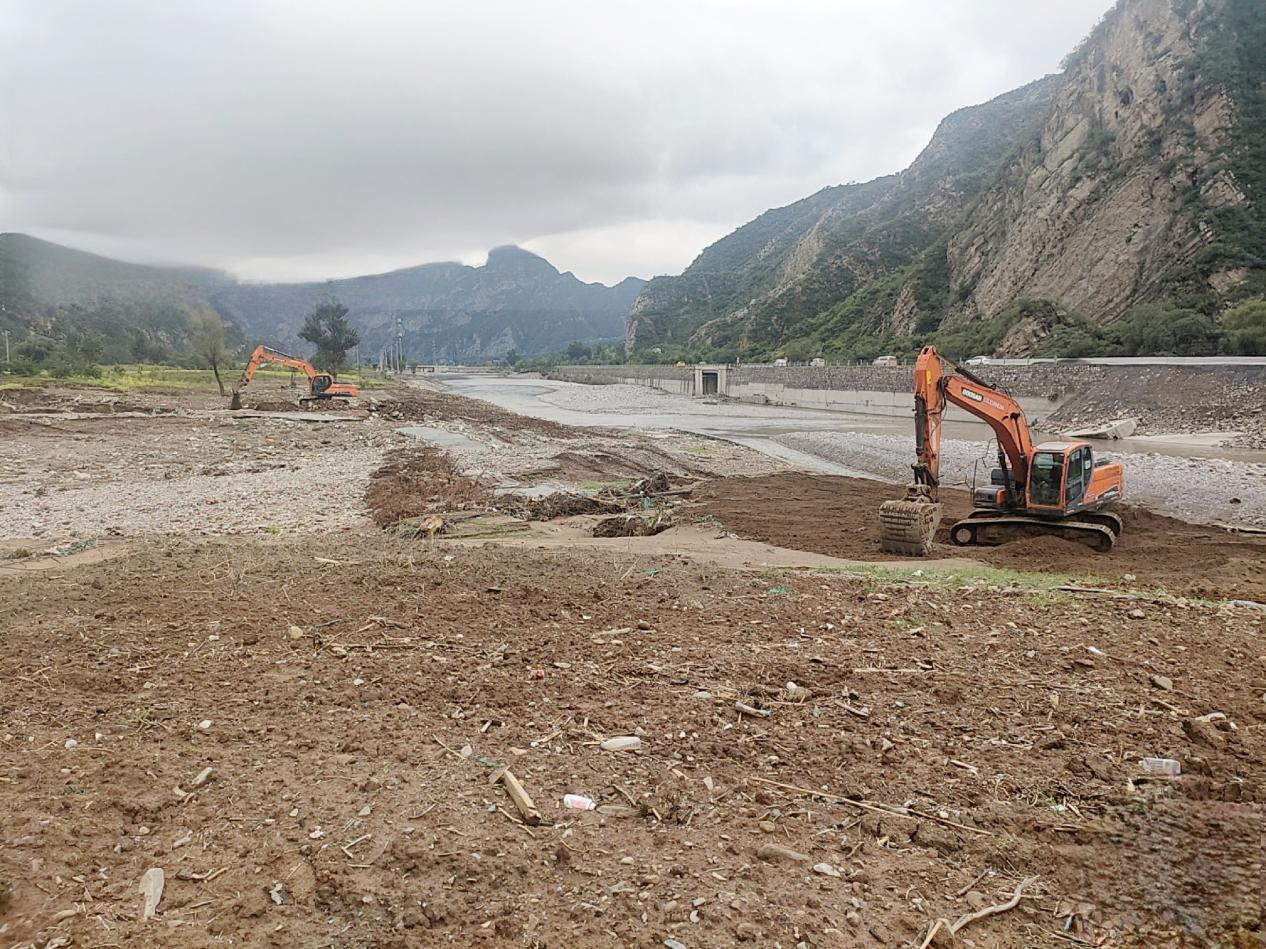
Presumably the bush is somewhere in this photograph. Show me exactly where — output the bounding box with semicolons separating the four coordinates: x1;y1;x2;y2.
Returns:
1222;298;1266;354
1117;304;1223;355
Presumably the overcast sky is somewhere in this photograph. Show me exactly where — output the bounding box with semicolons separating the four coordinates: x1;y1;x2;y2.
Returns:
1;0;1110;285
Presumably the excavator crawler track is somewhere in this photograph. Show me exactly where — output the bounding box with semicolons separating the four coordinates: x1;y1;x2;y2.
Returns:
949;512;1118;552
879;499;943;556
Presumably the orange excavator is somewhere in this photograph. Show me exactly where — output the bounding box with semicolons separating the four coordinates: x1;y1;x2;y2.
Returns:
879;346;1124;555
230;345;359;409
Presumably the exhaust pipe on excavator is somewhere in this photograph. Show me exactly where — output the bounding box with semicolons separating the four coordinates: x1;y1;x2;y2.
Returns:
878;484;941;556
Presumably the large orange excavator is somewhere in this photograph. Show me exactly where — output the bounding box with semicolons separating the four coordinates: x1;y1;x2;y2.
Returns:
879;346;1125;555
230;345;359;409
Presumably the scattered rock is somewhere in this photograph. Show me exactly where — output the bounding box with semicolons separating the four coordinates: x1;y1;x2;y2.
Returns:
909;821;961;854
1149;674;1173;691
756;842;810;864
138;867;165;921
812;862;841;878
1182;717;1226;750
600;736;642;752
287;625;304;641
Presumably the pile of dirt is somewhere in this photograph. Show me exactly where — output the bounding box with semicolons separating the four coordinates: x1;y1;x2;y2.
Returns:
693;473;1266;600
365;447;492;527
368;384;586;438
1;536;1261;947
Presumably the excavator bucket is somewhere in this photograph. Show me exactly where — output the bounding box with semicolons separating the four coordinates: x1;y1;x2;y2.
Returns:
230;392;242;410
878;486;942;556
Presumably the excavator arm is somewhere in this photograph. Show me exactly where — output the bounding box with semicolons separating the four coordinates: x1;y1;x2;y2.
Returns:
908;346;1035;505
234;345;318;392
881;345;1036;554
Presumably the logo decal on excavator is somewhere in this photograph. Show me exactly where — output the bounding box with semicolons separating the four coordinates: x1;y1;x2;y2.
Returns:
961;387;984;403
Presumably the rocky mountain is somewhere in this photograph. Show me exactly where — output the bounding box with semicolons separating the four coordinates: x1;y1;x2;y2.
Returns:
628;0;1265;360
0;235;643;363
211;246;643;363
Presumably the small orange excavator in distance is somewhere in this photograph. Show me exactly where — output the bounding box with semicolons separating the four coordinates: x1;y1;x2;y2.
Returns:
229;345;359;409
879;346;1125;555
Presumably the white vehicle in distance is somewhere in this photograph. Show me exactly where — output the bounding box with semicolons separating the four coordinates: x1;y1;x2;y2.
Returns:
965;355;992;366
872;355;899;367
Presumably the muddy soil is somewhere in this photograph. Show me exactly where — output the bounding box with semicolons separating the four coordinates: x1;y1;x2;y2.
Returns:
2;537;1262;948
692;473;1266;602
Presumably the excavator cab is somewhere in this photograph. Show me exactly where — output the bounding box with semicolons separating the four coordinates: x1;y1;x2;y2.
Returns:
1026;442;1122;515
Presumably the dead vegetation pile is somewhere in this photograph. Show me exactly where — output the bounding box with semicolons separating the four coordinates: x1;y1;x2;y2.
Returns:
365;447;492;527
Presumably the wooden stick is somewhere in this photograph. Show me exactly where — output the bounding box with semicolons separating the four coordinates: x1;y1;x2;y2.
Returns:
952;866;994;899
747;776;993;837
496;768;541;826
949;875;1038;934
916;918;947;949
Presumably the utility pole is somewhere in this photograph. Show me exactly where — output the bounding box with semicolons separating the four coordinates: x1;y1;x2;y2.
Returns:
395;316;404;373
2;330;9;364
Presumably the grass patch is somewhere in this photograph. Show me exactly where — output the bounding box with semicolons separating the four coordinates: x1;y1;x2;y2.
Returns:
1;363;386;394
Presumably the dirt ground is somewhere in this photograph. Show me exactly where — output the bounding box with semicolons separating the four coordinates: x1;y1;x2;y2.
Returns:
692;474;1266;603
2;376;1264;948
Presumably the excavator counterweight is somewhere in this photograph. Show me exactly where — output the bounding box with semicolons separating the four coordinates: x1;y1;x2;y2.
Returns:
879;346;1125;555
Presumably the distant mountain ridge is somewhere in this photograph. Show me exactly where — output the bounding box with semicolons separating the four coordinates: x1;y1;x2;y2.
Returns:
627;0;1266;360
0;234;644;362
211;245;643;362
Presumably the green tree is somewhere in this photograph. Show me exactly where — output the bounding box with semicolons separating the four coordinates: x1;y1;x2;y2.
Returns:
298;302;360;378
47;330;103;378
191;310;230;395
1119;304;1223;356
564;340;592;362
1223;298;1266;355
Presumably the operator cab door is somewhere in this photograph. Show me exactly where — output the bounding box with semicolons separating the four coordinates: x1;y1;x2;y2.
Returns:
1063;446;1092;510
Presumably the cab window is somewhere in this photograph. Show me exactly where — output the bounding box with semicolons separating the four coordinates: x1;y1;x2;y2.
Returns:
1029;452;1063;506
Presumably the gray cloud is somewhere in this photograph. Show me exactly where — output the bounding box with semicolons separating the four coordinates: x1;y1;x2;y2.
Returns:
1;0;1111;284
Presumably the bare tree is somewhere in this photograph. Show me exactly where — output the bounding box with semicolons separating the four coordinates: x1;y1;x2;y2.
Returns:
191;310;229;395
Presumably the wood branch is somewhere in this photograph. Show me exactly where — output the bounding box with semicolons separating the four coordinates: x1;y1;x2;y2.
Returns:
949;875;1039;934
747;776;994;836
496;768;541;826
